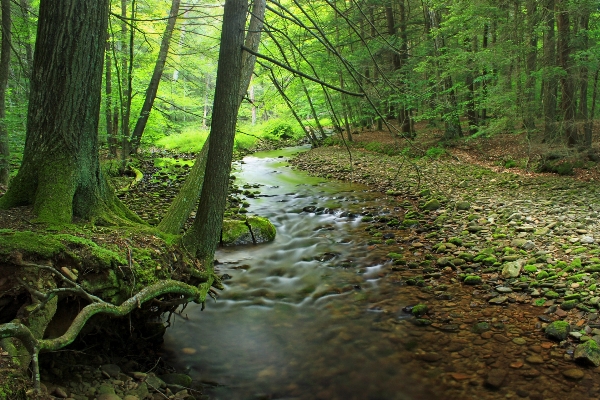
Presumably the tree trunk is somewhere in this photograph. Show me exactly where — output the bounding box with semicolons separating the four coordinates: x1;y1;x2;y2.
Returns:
0;0;139;224
157;0;265;236
0;0;11;185
556;0;577;147
523;0;538;131
182;0;248;263
543;0;557;141
129;0;181;153
119;0;134;164
577;12;592;146
105;38;118;157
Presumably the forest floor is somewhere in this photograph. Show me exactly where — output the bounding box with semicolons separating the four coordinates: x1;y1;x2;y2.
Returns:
287;123;600;399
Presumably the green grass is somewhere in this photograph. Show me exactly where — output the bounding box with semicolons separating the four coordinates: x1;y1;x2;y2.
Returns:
155;118;306;153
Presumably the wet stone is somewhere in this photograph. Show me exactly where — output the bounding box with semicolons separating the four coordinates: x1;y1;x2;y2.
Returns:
562;368;585;380
525;355;544;364
485;369;508;389
488;296;508;305
496;286;513;293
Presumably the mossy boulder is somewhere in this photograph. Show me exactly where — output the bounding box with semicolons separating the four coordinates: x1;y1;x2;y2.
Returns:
221;216;276;246
545;320;570;341
574;339;600;366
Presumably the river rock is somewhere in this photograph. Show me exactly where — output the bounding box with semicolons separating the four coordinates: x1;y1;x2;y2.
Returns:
101;364;121;378
485;369;507;389
502;260;524;278
581;236;595;244
159;373;192;387
456;201;471;211
574;340;600;366
221;216;276;246
545;320;570;341
422;199;441;211
562;369;585;380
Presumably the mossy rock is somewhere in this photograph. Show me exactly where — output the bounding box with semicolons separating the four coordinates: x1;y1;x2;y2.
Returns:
574;339;600;366
545;320;570;341
412;304;428;317
421;199;441;211
464;275;482;285
221;216;276;246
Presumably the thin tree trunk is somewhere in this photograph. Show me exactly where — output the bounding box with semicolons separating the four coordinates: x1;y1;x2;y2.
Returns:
556;0;577;146
183;0;248;263
105;38;117;157
129;0;181;153
543;0;557;141
0;0;11;185
586;68;599;147
523;0;538;131
578;13;591;146
158;0;265;236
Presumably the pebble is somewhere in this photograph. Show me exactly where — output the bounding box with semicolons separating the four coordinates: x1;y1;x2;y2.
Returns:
485;369;508;388
562;368;585;380
525;355;544;364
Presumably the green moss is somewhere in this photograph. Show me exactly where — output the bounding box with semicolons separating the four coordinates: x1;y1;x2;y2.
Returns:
555;260;568;269
571;258;582;268
536;271;549;279
544;290;560;299
0;230;66;258
387;252;405;260
448;237;463;246
411;304;428;317
464;275;482;285
524;265;537;273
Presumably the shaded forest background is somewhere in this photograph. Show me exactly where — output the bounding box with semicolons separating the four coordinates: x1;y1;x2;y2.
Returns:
1;0;599;184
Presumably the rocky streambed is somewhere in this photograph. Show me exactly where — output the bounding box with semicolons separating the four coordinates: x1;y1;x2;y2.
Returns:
285;145;600;399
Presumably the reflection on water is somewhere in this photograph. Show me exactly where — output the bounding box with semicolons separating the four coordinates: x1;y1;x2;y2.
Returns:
163;148;437;400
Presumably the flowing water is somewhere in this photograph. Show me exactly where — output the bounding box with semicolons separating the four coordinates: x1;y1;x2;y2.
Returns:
161;148;580;400
162;147;443;400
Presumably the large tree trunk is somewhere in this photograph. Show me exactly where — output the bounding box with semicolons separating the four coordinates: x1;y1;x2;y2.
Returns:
0;0;11;185
183;0;248;262
0;0;139;224
129;0;181;153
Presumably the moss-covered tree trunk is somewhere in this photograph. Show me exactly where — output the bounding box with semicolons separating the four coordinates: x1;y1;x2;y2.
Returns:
0;0;139;224
183;0;248;262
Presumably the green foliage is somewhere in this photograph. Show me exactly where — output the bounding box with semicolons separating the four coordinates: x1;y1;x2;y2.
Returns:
424;147;445;159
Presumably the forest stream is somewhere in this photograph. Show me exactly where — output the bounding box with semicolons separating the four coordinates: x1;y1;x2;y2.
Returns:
160;148;596;400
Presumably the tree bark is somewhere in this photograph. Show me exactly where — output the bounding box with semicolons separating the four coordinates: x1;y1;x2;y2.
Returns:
157;0;265;236
105;38;118;157
523;0;538;131
543;0;558;140
129;0;181;153
0;0;139;224
0;0;11;185
183;0;248;263
556;0;577;147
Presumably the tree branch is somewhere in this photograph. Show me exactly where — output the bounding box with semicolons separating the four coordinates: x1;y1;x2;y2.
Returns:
242;46;364;97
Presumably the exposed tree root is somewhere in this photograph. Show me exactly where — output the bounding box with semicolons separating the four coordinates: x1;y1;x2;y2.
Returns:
0;274;214;395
